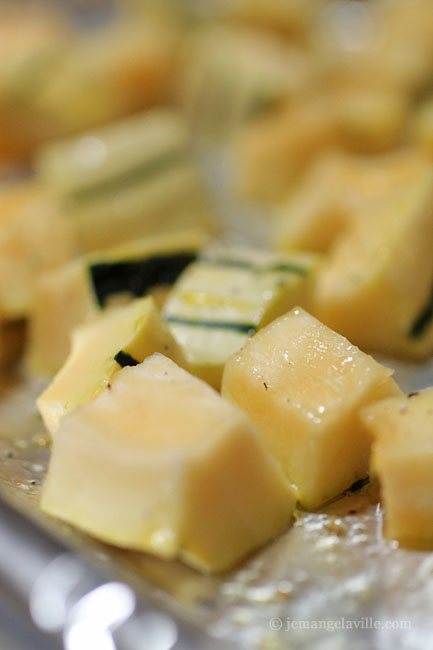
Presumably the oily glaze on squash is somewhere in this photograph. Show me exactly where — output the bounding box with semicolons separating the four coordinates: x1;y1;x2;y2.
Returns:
36;109;213;253
27;230;205;376
163;245;320;387
37;297;184;436
313;167;433;360
362;388;433;549
41;354;295;573
222;307;401;509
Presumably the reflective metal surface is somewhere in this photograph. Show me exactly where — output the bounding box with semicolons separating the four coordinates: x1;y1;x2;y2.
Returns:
0;148;433;650
0;285;432;650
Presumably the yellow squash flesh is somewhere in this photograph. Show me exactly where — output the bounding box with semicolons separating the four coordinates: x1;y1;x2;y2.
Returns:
27;229;205;376
37;297;183;436
163;246;320;388
222;307;401;509
313;167;433;360
362;388;433;549
41;354;295;573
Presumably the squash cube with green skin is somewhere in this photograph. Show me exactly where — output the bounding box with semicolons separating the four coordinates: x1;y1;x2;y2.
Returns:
163;246;320;388
180;26;311;140
27;229;205;376
37;296;184;436
313;167;433;360
362;388;433;549
40;354;295;573
222;307;401;510
36;109;213;253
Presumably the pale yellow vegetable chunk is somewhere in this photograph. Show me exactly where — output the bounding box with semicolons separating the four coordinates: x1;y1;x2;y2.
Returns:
274;149;428;254
331;88;408;153
163;245;320;388
0;182;75;318
37;297;183;436
412;96;433;157
27;229;205;376
41;354;295;573
314;166;433;360
362;388;433;549
222;307;401;509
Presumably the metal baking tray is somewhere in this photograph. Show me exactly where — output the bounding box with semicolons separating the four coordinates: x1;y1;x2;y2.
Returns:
1;144;433;650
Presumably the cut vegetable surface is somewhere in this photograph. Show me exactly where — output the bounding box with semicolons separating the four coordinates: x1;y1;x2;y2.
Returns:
313;167;433;359
27;230;204;375
36;109;212;253
41;354;295;573
180;25;311;140
0;181;75;318
222;307;401;509
362;388;433;549
274;149;427;254
37;297;183;436
163;245;320;387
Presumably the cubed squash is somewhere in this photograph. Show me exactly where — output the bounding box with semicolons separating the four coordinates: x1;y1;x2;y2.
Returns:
222;307;401;510
274;149;428;254
40;354;295;573
33;19;178;136
0;7;69;163
362;388;433;548
222;0;318;41
163;245;320;387
37;296;183;436
412;95;433;157
234;97;334;201
273;153;348;253
36;109;213;253
27;230;205;376
330;88;408;153
313;166;433;359
0;181;75;318
180;25;311;140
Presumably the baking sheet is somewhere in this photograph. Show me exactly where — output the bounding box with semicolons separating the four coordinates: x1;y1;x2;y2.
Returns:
1;147;433;650
1;358;433;650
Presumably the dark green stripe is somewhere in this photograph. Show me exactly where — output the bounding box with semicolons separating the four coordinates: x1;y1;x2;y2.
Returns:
270;263;309;274
409;282;433;338
200;258;308;275
165;316;256;336
90;251;196;308
67;147;188;206
114;351;139;367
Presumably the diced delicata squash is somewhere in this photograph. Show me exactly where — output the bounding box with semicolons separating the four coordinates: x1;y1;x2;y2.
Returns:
313;166;433;360
37;297;184;436
27;229;204;376
234;97;334;202
274;148;428;254
362;388;433;549
412;95;433;157
36;109;213;254
330;88;408;153
40;354;295;573
163;245;320;388
180;26;312;141
0;181;75;318
222;307;401;510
